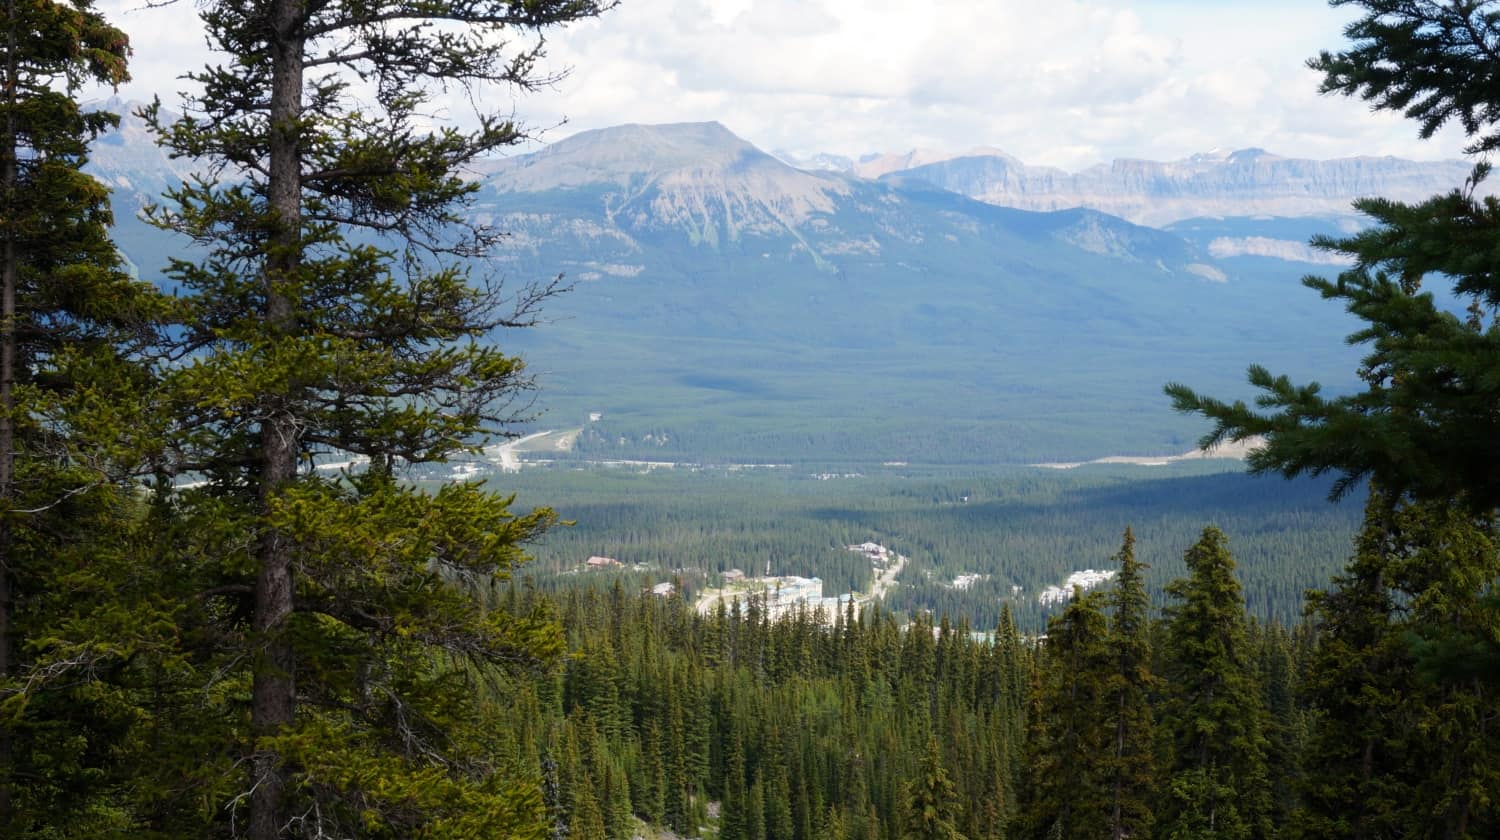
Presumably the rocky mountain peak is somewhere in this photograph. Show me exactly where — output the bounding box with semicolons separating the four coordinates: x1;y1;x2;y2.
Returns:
479;121;851;240
486;121;796;193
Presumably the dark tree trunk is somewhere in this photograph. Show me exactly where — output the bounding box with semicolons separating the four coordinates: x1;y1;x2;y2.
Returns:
248;1;304;837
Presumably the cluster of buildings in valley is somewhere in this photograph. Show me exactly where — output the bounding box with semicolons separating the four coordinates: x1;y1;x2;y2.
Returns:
685;541;903;622
951;573;985;590
580;555;678;596
708;571;854;620
848;541;895;565
580;541;1115;618
1037;568;1118;606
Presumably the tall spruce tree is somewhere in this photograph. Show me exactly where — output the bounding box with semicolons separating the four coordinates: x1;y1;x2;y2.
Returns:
1159;527;1272;840
0;2;170;834
1291;492;1421;839
1252;618;1303;829
1103;527;1156;840
1016;588;1111;840
143;1;607;837
721;728;750;840
901;737;966;840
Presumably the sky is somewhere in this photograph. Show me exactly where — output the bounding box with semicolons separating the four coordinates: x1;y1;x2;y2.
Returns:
93;0;1474;171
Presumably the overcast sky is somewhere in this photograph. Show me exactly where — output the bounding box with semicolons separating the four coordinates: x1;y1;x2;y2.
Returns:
95;0;1472;171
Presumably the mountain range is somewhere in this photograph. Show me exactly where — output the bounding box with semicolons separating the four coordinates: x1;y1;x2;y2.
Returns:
87;104;1431;465
777;145;1481;226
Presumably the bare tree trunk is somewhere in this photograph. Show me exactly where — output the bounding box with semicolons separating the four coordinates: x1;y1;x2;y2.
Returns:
248;1;303;837
0;0;19;820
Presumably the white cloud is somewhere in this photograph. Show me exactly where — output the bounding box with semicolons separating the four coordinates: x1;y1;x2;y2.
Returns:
88;0;1476;171
97;1;209;100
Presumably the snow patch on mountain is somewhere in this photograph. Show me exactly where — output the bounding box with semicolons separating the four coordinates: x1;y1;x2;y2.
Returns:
1207;236;1356;265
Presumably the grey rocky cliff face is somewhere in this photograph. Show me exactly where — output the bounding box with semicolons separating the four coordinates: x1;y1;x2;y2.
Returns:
886;148;1482;226
84;98;197;215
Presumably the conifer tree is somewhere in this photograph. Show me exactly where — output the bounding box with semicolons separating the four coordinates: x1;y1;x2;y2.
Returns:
638;719;668;826
1159;527;1272;840
1161;8;1500;836
1253;618;1302;828
721;728;750;840
899;609;937;732
1295;493;1500;838
567;710;630;840
1103;527;1156;840
747;778;767;840
901;737;967;840
995;602;1029;779
1016;589;1111;840
1291;493;1415;839
0;1;171;834
142;0;608;836
765;740;797;840
569;774;609;840
842;746;875;840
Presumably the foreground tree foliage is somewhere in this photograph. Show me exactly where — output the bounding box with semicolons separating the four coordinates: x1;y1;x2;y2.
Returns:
0;2;174;836
902;737;966;840
1292;492;1500;839
1165;0;1500;509
139;0;607;836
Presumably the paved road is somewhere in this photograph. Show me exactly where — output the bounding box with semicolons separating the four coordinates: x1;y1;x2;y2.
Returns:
865;552;906;602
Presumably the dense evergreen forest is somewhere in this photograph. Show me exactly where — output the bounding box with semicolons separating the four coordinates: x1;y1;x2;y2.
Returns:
514;519;1498;840
2;0;1499;838
498;467;1364;629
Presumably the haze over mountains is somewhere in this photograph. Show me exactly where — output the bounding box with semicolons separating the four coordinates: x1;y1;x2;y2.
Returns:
778;144;1481;226
87;103;1470;465
90;99;1480;240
